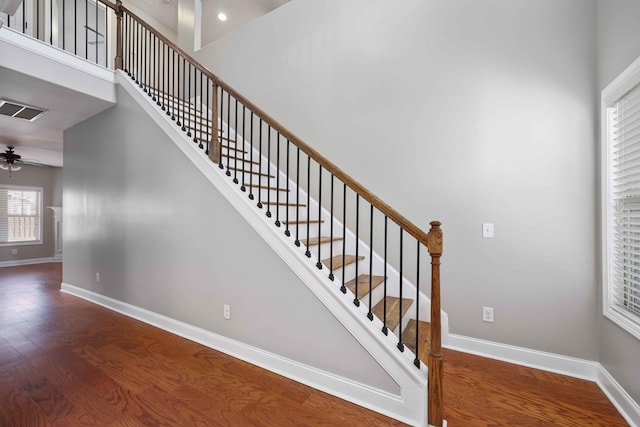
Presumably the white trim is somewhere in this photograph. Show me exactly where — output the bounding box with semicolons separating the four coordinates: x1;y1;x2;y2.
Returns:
0;256;54;267
0;26;117;103
447;334;640;426
0;25;115;84
60;282;422;427
597;365;640;427
446;334;599;381
601;53;640;342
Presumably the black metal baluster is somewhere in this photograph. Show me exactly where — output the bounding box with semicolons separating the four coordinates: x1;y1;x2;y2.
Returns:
135;20;140;83
225;92;231;175
164;44;169;113
205;78;210;154
63;0;66;49
218;89;225;169
414;242;421;368
275;134;280;226
94;0;97;62
171;50;176;119
198;73;204;147
49;0;52;44
316;165;323;269
84;0;87;56
256;118;263;206
160;42;165;108
187;63;192;137
340;184;347;293
180;57;186;130
266;126;272;217
240;106;246;190
73;0;76;53
328;175;334;281
294;147;300;247
233;99;238;183
304;157;311;258
151;35;156;100
382;216;388;335
248;112;254;198
398;228;405;352
368;204;374;321
146;31;150;90
354;194;360;307
285;140;290;237
104;8;107;67
37;0;40;41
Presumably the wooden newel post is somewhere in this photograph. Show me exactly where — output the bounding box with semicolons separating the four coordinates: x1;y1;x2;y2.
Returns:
210;83;221;164
427;220;443;427
115;0;123;70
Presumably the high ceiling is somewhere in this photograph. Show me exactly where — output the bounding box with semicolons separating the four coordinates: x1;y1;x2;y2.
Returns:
0;0;290;167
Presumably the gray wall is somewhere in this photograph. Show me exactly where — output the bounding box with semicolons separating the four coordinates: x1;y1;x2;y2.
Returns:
0;164;62;262
195;0;599;360
597;0;640;405
63;85;399;395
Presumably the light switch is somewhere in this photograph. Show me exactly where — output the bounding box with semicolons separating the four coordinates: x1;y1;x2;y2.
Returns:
482;223;494;238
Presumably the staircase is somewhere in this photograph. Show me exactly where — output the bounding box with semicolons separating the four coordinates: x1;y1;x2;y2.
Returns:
1;1;446;425
145;84;435;357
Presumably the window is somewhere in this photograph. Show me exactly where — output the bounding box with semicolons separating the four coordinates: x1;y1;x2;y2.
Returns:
0;186;43;245
603;55;640;340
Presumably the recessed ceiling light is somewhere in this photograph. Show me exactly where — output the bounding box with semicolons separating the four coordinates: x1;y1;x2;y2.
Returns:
217;12;227;21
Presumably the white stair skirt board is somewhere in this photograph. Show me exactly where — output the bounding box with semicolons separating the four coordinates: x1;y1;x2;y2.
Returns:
168;82;450;348
447;334;640;427
0;257;55;268
115;70;433;427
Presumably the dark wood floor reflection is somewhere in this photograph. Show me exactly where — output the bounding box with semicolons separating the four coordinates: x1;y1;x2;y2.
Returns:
0;264;629;426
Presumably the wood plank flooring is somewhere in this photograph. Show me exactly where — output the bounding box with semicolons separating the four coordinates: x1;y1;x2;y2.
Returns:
0;264;629;426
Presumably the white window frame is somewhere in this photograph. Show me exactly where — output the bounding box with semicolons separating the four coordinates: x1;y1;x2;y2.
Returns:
0;185;43;247
602;54;640;341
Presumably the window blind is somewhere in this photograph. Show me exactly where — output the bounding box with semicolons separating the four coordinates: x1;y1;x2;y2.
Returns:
610;82;640;318
0;188;42;244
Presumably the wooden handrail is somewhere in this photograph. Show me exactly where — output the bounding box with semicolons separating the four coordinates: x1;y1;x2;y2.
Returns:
108;4;444;424
117;4;431;248
427;221;443;427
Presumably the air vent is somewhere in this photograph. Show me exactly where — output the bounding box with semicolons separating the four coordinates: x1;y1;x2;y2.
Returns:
0;99;47;122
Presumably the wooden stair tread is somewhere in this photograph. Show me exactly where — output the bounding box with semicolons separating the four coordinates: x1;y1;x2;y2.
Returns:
322;254;364;269
372;296;414;332
402;319;431;361
301;236;344;246
243;183;289;192
221;154;260;165
283;219;324;225
226;167;274;178
222;145;246;154
261;201;306;207
345;275;385;300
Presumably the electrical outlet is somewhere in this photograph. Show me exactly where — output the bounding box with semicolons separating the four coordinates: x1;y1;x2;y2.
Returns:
11;248;17;255
95;272;101;283
482;306;494;323
482;223;494;238
223;304;231;320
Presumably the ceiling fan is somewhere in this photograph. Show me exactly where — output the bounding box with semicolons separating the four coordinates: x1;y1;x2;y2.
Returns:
0;145;45;175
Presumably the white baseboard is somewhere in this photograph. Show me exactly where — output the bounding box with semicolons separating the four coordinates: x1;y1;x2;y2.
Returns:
0;257;54;268
446;334;599;380
447;334;640;427
60;282;422;427
597;365;640;427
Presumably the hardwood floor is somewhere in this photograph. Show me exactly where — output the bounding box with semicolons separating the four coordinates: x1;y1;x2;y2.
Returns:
0;264;629;426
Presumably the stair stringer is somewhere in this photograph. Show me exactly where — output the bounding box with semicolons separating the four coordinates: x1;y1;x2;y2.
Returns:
117;71;430;427
217;113;450;347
